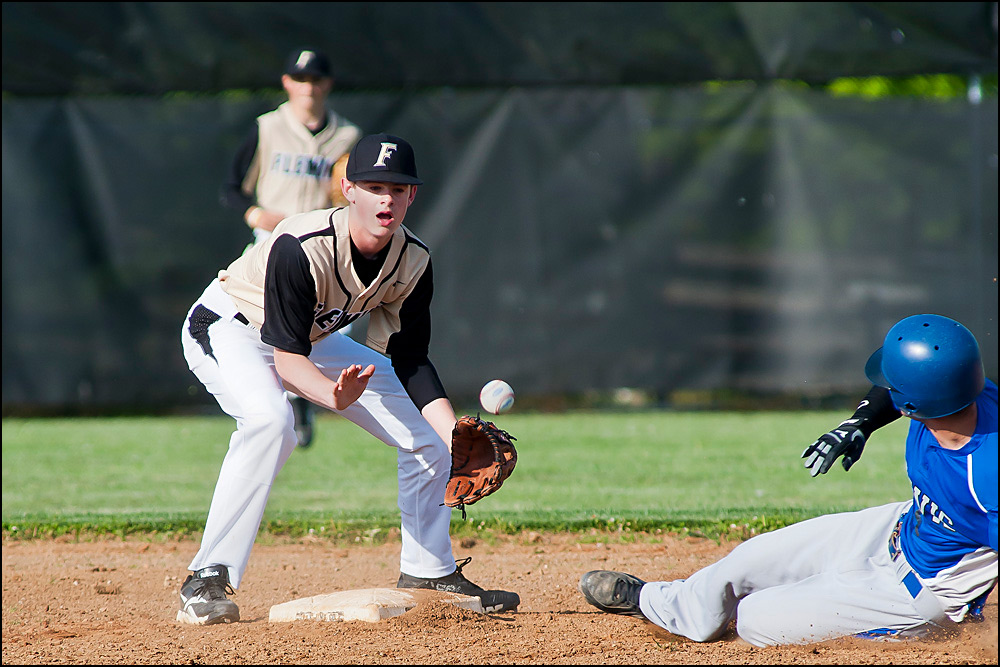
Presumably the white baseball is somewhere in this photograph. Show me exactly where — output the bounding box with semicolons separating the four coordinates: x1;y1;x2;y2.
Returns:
480;379;515;415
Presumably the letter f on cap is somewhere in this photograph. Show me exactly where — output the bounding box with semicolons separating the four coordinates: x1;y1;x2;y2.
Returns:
296;51;316;68
374;143;398;167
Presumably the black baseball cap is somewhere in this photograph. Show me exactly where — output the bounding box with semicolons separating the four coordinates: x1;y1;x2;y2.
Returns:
285;48;332;78
346;133;423;185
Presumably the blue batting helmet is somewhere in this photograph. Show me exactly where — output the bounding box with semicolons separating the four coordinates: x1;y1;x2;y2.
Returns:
865;314;985;419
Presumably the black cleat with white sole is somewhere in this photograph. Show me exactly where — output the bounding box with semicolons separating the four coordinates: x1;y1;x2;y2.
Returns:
176;565;240;625
397;556;520;613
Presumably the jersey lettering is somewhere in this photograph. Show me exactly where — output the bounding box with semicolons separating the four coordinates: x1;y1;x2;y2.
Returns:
912;484;956;532
315;307;369;333
270;151;335;179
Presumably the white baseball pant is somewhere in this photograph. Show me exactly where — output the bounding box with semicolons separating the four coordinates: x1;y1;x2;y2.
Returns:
638;500;954;646
180;280;455;587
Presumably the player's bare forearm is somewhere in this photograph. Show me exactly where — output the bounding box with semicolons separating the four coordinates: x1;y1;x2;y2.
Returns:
273;348;374;411
420;397;458;452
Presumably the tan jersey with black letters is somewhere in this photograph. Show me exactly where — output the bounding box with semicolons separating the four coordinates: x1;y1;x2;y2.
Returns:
218;207;430;355
243;102;361;215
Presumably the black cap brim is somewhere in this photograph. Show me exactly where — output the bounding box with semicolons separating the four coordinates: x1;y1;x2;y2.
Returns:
348;171;422;185
285;49;332;78
287;67;331;78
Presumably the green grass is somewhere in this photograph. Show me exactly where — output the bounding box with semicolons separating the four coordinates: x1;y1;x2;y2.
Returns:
1;411;912;539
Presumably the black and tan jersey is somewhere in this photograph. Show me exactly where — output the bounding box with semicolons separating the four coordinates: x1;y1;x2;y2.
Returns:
218;206;446;408
223;102;361;216
219;205;433;353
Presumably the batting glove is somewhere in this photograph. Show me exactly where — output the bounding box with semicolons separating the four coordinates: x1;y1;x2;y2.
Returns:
801;419;867;477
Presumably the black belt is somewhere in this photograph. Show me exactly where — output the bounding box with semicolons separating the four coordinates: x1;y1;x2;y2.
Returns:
235;312;250;326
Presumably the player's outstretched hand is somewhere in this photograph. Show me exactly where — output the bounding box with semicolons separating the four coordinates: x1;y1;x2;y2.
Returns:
801;420;867;477
331;364;376;410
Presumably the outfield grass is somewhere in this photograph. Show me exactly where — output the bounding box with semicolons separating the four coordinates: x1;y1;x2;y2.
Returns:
1;411;912;538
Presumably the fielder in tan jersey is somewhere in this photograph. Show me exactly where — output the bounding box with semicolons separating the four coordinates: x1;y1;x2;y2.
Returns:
242;103;360;230
220;47;362;451
177;133;520;626
220;48;361;246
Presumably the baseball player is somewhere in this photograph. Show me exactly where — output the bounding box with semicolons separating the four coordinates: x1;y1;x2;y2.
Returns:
220;47;363;449
177;133;520;625
580;314;997;646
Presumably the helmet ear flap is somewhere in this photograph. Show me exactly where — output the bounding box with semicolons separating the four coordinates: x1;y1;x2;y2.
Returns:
866;315;984;419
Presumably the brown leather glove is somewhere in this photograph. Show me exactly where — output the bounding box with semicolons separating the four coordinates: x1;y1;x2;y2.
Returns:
444;415;517;518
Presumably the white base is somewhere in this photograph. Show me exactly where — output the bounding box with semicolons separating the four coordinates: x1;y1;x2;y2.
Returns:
268;587;484;623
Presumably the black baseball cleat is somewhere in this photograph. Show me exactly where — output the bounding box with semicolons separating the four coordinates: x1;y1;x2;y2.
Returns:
579;570;648;619
292;396;315;449
397;557;520;613
176;565;240;625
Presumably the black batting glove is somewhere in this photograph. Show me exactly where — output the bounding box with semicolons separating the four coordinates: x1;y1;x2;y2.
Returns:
801;419;867;477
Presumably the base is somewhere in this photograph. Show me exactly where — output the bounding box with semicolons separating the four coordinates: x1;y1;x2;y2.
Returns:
268;587;484;623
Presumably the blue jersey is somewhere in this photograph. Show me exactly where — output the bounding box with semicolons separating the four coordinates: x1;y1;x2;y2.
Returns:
900;379;998;579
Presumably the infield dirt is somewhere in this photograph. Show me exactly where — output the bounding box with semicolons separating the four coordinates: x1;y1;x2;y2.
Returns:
2;531;996;665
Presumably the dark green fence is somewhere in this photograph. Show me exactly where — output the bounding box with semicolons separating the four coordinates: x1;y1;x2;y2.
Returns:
2;3;997;413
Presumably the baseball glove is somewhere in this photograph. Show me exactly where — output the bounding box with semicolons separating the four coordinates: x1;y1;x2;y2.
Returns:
444;415;517;518
330;154;350;207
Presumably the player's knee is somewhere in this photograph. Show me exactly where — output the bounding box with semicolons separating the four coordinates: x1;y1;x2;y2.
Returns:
426;440;452;479
735;595;811;647
398;432;450;481
733;593;777;646
407;421;450;462
243;404;297;450
425;435;450;468
679;624;729;643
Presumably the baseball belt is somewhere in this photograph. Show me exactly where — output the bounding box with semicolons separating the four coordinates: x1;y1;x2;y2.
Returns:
887;517;952;626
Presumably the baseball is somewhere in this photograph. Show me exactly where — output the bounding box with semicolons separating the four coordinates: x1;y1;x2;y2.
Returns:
480;379;515;415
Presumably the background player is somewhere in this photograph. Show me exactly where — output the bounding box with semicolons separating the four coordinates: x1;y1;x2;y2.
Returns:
579;314;997;646
178;133;520;625
220;46;362;448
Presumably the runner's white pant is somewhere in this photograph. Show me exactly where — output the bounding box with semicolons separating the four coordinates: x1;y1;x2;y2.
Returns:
180;280;455;587
639;501;950;646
